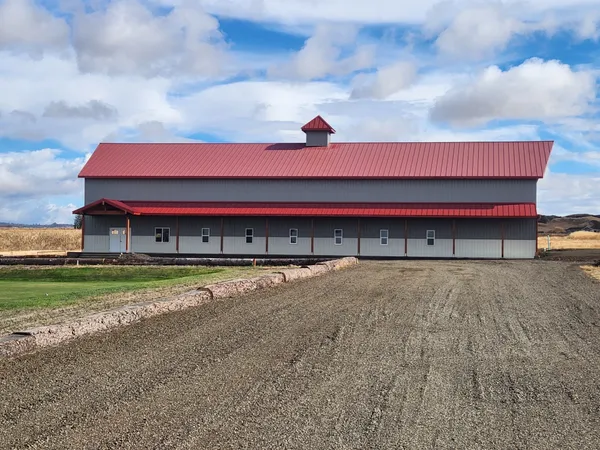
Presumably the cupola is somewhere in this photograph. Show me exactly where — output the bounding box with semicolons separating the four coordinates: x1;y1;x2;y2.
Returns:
301;115;336;147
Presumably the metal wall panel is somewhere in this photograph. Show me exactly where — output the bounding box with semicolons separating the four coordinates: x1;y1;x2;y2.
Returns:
455;239;502;258
268;218;312;255
83;234;108;253
407;239;453;258
130;216;176;254
178;217;221;254
84;216;127;252
85;178;537;204
82;215;537;258
314;218;358;256
504;240;536;259
505;219;536;240
360;218;405;257
223;217;266;255
406;219;453;257
305;132;330;147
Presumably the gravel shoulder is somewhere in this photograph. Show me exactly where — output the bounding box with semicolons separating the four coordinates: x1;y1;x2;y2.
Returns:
1;260;600;449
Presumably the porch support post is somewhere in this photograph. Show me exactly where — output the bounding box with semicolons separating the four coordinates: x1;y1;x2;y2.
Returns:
501;221;505;259
81;215;85;252
126;215;130;253
310;218;315;255
452;219;456;256
176;216;180;254
404;219;408;257
357;218;361;256
220;217;224;254
265;217;269;254
535;217;539;257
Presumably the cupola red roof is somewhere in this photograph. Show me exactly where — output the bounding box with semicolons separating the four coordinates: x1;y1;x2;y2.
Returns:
301;115;336;133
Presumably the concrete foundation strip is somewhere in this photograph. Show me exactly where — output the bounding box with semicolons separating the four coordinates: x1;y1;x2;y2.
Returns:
0;257;358;359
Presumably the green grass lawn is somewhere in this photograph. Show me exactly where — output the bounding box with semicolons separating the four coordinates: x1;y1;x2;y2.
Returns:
0;266;224;310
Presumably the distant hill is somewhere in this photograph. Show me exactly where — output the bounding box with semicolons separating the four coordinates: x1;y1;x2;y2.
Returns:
539;215;600;235
0;223;73;228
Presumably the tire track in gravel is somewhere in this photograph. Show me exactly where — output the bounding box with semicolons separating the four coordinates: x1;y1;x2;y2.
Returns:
1;261;600;449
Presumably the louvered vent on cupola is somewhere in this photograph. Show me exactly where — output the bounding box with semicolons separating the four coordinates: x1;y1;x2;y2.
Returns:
301;115;336;147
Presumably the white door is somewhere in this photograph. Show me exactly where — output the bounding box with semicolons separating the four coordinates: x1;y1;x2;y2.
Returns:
109;228;127;253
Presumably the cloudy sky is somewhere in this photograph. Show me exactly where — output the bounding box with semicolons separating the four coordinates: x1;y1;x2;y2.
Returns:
1;0;599;224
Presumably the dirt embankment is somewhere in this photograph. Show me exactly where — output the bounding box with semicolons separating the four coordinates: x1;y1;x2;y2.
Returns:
1;261;600;449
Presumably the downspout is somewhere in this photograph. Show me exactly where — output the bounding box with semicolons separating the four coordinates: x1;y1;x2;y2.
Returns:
265;218;269;255
357;218;361;256
220;218;224;254
81;215;85;252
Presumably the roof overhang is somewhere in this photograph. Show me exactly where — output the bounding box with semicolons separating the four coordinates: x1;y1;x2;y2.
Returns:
73;200;537;218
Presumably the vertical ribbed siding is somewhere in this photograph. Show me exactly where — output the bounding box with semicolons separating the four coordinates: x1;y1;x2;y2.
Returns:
85;179;537;204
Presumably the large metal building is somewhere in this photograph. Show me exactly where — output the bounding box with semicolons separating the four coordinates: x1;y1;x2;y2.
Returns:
74;116;553;259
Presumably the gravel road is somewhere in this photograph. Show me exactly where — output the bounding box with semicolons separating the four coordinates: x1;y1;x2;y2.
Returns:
1;261;600;449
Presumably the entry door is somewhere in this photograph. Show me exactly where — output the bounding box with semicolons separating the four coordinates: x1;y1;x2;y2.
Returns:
109;228;127;253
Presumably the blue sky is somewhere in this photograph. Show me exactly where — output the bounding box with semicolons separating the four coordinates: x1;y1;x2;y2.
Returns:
0;0;599;224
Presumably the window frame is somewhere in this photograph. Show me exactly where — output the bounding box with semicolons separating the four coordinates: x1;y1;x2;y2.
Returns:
289;228;299;245
426;230;435;246
201;227;210;243
155;227;170;243
334;228;343;246
245;228;254;244
380;229;389;246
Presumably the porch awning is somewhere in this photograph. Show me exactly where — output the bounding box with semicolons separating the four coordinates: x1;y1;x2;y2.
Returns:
73;199;537;218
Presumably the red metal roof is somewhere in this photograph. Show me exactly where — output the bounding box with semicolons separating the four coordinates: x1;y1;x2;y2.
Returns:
78;141;553;179
301;115;336;133
74;200;537;218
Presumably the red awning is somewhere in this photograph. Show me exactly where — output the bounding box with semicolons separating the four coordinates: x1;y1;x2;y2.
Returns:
74;200;537;218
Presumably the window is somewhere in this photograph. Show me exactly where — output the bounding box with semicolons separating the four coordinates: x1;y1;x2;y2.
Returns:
380;229;389;246
155;227;170;243
426;230;435;246
334;229;343;245
289;228;298;245
245;228;254;244
201;228;210;243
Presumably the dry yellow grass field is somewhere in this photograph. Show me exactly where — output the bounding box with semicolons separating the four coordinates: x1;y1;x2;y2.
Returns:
538;231;600;250
0;228;81;254
582;266;600;282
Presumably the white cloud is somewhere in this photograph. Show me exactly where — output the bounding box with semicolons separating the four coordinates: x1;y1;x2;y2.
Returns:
0;149;84;224
268;24;375;80
432;5;528;59
0;52;179;149
538;169;600;215
430;58;598;126
550;144;600;167
191;0;600;26
0;0;69;56
350;61;417;99
173;80;348;140
576;13;600;40
72;0;227;77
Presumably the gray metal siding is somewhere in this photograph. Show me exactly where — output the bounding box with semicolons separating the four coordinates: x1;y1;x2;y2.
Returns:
223;217;266;255
360;219;405;257
407;219;453;257
178;217;221;254
305;131;330;147
130;216;176;254
314;218;358;256
84;215;127;253
82;216;537;258
85;179;537;204
268;218;312;255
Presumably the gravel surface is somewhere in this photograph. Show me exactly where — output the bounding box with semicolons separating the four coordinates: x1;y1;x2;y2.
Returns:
1;260;600;449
